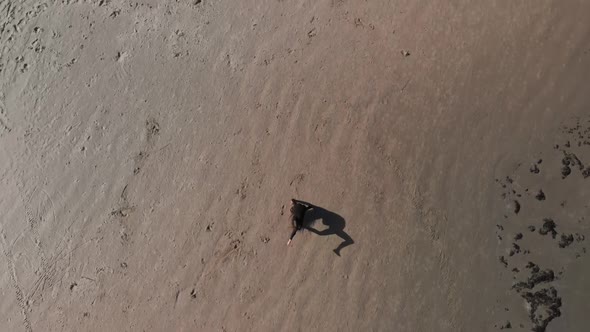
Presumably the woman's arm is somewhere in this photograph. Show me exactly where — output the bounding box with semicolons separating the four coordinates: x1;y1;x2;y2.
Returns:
287;228;297;246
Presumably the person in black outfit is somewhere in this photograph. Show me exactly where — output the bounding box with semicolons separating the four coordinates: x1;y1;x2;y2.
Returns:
287;199;312;246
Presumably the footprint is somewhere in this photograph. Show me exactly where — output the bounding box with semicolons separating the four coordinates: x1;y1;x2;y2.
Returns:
146;118;160;143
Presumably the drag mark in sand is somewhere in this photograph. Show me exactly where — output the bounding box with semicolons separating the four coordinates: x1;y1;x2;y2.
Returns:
132;118;161;176
0;100;11;135
0;231;33;332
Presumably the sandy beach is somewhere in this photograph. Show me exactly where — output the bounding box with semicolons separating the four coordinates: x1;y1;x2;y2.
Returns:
1;1;590;331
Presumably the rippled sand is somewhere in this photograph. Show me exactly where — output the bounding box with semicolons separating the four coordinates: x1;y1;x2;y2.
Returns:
1;1;589;331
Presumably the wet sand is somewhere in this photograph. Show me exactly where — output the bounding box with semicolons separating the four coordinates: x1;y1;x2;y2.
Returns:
1;1;590;331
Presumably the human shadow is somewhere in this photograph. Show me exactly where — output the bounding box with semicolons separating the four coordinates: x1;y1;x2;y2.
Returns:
299;201;354;256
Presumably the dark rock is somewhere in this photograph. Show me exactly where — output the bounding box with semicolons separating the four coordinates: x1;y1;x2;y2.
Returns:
499;321;512;329
558;234;574;248
529;269;555;286
528;225;536;232
521;287;561;332
583;167;590;178
514;233;523;241
539;218;557;238
562;151;584;170
525;261;540;273
561;165;571;179
535;190;546;201
513;267;554;292
561;157;570;166
510;243;521;256
530;164;540;174
513;200;521;214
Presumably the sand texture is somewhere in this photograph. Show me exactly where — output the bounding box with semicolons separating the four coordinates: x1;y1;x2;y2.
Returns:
1;1;590;331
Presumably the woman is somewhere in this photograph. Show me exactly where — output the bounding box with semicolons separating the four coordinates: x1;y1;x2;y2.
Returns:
287;199;313;246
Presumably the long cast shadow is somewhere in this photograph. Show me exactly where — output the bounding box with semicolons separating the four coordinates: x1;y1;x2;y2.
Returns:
299;201;354;256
